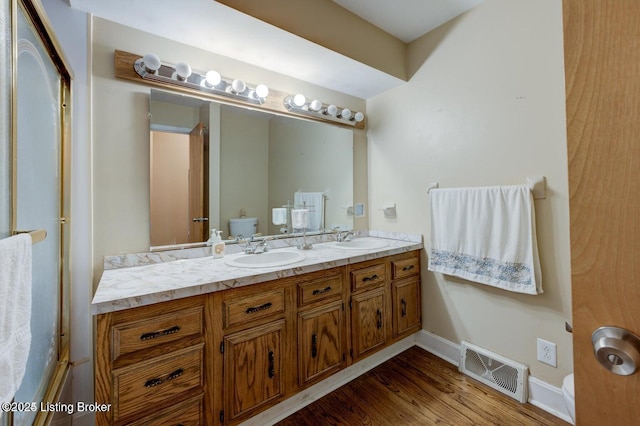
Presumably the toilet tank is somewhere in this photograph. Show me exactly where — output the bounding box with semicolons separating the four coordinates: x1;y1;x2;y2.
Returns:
229;217;257;238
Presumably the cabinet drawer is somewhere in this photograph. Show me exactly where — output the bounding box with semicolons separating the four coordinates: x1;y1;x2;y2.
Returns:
298;272;343;307
392;255;419;280
113;344;204;422
127;394;202;426
224;288;285;329
351;263;386;291
112;306;204;361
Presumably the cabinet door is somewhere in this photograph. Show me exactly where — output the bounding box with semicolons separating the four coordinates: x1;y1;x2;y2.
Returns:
298;301;345;387
392;277;421;337
223;320;285;423
350;288;386;361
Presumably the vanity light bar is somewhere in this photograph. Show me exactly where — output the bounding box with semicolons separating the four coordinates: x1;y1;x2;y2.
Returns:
134;53;269;105
284;94;365;127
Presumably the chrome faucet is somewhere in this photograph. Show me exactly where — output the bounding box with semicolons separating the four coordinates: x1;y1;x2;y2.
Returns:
336;230;355;242
243;235;273;254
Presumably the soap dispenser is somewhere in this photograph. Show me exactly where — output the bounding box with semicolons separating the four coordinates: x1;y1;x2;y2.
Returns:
207;229;217;247
212;230;225;259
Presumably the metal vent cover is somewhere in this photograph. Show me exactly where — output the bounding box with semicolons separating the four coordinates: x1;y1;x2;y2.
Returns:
459;341;529;403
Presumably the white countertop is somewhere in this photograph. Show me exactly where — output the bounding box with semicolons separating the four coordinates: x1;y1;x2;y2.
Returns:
92;236;423;315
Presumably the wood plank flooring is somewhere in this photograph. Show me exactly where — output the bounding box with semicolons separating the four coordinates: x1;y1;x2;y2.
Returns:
277;346;568;426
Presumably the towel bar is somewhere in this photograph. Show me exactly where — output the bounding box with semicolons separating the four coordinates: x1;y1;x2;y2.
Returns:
13;229;47;244
426;176;546;200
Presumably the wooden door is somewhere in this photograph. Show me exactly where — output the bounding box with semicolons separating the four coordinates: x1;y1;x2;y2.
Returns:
188;122;205;243
351;288;387;361
392;277;421;337
563;0;640;424
223;320;284;423
298;301;345;387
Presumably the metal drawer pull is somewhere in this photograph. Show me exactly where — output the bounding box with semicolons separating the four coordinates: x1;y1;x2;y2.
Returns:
402;265;415;272
401;299;407;317
144;368;184;388
312;286;332;295
246;302;273;314
268;351;275;378
140;325;181;341
362;274;379;282
311;334;318;358
376;309;383;329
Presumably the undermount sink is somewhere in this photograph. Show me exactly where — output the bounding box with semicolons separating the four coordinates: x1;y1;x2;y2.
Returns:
331;238;389;250
224;250;306;268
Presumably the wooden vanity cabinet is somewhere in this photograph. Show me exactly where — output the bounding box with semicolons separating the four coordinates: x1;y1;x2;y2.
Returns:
96;249;421;425
95;296;208;426
390;252;422;337
211;279;297;426
296;269;348;388
348;259;391;362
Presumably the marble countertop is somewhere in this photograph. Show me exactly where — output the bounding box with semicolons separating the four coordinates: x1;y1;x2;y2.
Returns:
92;234;423;315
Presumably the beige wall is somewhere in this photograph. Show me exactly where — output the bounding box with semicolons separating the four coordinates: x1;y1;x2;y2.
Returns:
367;0;572;386
219;107;270;237
92;18;367;282
268;117;353;235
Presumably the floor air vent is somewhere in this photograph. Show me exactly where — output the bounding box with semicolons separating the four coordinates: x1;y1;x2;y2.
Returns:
459;341;529;403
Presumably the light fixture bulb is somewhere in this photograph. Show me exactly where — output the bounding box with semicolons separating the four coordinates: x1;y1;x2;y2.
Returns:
142;53;161;73
309;99;322;111
255;84;269;99
326;104;338;116
293;94;306;107
205;70;221;87
231;79;246;93
175;62;192;80
354;112;365;122
341;108;352;120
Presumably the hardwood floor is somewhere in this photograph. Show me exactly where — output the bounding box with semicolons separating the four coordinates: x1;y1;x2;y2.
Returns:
277;346;568;425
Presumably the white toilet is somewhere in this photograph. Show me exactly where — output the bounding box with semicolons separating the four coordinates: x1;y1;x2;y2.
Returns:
562;373;575;424
229;217;258;238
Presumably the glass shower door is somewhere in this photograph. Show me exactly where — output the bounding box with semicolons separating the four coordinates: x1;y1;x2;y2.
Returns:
12;4;62;426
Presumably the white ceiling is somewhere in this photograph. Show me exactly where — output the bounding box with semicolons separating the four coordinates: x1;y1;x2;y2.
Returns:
333;0;482;43
68;0;481;99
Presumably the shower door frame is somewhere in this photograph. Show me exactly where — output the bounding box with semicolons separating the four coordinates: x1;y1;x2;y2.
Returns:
7;0;71;425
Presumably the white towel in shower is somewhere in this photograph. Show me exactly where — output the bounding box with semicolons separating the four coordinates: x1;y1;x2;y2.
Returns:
0;233;33;404
294;192;324;231
428;185;542;295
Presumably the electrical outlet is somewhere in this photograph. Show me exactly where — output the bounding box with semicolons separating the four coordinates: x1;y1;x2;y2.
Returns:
537;338;557;367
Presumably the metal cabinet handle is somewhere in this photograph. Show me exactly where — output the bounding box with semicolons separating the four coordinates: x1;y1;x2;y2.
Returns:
312;286;332;295
376;309;383;329
268;350;275;378
401;299;407;317
144;368;184;388
311;333;318;358
592;326;640;376
140;325;181;341
246;302;272;314
362;274;379;282
402;265;415;272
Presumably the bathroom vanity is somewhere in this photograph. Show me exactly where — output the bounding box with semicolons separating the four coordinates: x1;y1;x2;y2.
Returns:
92;235;422;425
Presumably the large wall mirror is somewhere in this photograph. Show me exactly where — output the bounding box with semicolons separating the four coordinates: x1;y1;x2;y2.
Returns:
149;89;354;249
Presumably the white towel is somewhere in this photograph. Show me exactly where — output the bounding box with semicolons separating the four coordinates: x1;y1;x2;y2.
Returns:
0;234;33;404
428;185;542;295
272;208;287;225
291;209;309;229
294;192;324;231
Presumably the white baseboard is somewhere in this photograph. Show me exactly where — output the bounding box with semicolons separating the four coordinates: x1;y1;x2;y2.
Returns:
414;330;573;424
